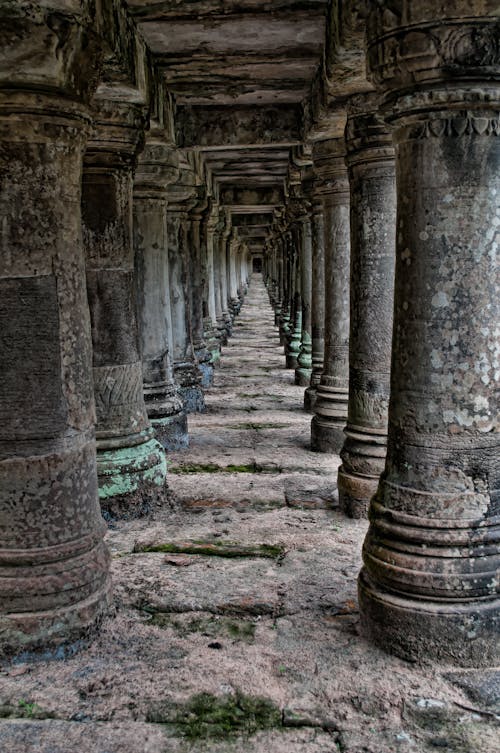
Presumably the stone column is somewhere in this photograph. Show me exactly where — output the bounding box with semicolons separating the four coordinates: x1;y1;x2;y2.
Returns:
219;214;232;338
82;100;167;514
0;6;111;653
279;232;293;346
311;139;350;452
228;231;241;317
166;162;205;413
304;196;326;411
295;214;313;386
134;138;189;451
337;93;396;518
358;0;500;666
285;224;302;369
213;215;228;346
189;194;214;388
204;207;221;365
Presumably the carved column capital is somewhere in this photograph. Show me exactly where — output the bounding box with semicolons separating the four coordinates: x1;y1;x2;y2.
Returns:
134;140;180;200
366;1;500;119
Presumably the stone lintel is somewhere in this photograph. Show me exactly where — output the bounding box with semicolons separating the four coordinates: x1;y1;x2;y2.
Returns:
176;105;302;148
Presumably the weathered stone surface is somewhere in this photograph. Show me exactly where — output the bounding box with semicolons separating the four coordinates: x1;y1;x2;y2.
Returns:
0;6;111;655
310;138;350;454
134;138;189;451
82;99;167;511
359;0;500;667
337;92;396;519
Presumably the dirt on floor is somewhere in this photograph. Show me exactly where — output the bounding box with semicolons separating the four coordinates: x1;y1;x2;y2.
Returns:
1;277;498;753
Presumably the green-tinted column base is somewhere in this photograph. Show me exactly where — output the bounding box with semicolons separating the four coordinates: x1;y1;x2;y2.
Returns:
97;437;167;518
295;366;312;386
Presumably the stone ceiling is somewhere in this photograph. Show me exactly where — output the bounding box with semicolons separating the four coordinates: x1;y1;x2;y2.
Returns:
125;0;330;249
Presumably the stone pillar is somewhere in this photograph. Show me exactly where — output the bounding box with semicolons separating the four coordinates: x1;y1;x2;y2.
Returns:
189;195;214;388
311;139;350;452
134;139;189;451
228;231;241;316
166;162;205;413
295;214;313;386
213;215;228;346
358;0;500;666
304;196;326;411
219;214;232;337
337;93;396;518
0;6;111;653
204;208;221;365
285;224;302;369
279;232;293;346
82;100;167;514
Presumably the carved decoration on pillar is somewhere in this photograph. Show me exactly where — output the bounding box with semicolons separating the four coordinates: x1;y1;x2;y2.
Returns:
337;92;396;518
0;2;111;654
359;0;500;667
134;137;189;450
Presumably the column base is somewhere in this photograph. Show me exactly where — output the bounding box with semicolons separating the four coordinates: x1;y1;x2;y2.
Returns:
97;436;167;517
152;412;189;451
310;414;345;453
0;573;112;659
295;367;312;386
304;386;317;412
285;351;299;369
337;466;378;518
358;569;500;668
179;384;205;413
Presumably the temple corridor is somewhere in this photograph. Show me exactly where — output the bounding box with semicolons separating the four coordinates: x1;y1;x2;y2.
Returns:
2;277;498;752
1;1;499;751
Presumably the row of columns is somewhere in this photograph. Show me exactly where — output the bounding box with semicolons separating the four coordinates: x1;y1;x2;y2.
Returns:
0;45;250;652
265;5;499;666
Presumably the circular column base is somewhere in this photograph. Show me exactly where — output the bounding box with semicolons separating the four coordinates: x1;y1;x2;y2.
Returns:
310;415;345;453
358;569;500;668
152;411;189;451
285;352;299;369
337;465;378;518
179;384;205;414
97;437;167;518
303;386;317;412
295;367;312;387
198;360;214;388
0;573;112;659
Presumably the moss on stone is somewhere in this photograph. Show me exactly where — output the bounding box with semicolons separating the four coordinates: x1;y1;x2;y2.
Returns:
147;691;281;739
133;540;285;559
149;614;257;643
228;422;290;430
170;462;258;474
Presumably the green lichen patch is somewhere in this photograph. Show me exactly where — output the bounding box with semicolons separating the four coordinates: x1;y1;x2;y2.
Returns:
147;691;281;740
0;700;55;720
149;614;257;643
228;422;291;430
169;461;285;475
133;540;285;560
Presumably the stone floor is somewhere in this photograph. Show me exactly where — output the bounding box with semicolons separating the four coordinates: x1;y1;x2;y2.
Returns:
1;277;498;753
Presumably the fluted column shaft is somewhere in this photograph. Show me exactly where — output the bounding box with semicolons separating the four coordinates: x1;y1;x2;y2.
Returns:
338;94;396;518
311;139;350;453
358;0;500;666
0;8;110;653
82;101;167;514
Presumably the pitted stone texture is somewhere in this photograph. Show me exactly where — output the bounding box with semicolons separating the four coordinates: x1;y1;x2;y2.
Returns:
0;21;110;653
359;0;500;667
